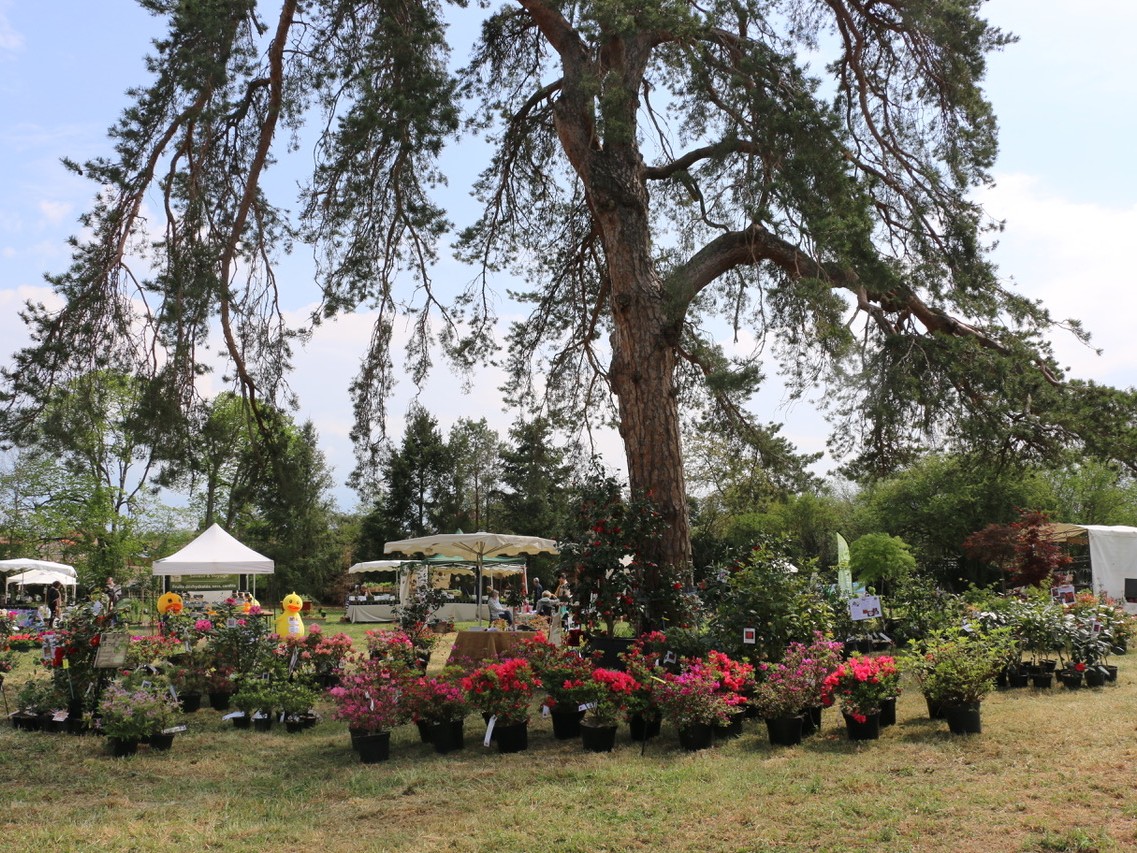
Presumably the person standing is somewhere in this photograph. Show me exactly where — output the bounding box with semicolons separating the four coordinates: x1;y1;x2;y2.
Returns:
105;576;122;608
532;576;544;606
554;572;571;603
45;580;64;628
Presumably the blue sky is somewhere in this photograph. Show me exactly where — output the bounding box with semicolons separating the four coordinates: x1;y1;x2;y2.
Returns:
2;1;1135;510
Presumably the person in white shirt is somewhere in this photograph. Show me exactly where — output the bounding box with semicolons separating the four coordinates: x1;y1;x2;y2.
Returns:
487;589;513;626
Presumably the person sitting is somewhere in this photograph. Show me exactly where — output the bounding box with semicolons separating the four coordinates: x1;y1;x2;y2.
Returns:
535;590;557;617
487;589;513;626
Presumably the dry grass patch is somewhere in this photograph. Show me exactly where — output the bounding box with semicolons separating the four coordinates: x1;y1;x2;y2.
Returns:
3;664;1137;852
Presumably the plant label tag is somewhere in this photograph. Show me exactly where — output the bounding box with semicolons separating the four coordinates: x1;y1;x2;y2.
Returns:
222;711;244;720
742;627;756;645
289;648;299;674
663;651;677;664
541;705;550;717
484;714;497;747
260;672;272;682
578;702;595;713
227;618;238;628
252;712;267;720
162;725;188;734
53;710;68;722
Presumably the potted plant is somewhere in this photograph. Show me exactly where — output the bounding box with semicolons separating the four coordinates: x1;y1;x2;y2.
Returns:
654;657;741;751
461;658;542;753
821;654;900;740
577;667;640;752
403;667;470;754
305;625;355;686
204;664;236;710
525;639;594;739
618;633;668;740
98;683;181;756
231;677;278;730
168;658;209;712
703;649;754;739
904;628;1011;734
277;680;321;731
328;658;409;762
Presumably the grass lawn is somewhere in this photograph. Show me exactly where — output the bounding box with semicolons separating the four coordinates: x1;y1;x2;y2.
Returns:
3;630;1135;853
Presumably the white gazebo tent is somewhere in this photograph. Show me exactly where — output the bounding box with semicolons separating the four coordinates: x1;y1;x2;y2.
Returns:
5;568;78;604
152;523;274;598
1044;524;1137;612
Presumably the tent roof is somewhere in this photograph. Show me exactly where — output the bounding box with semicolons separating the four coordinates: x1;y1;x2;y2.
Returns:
5;568;77;586
152;523;274;576
1042;523;1137;544
0;558;77;578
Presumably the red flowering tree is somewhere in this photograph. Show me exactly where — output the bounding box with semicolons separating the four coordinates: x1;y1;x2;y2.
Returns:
963;508;1072;589
559;475;693;635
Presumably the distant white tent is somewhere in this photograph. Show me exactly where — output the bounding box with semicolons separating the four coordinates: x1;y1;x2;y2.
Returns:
0;558;78;578
5;568;78;587
1043;523;1137;604
152;523;274;576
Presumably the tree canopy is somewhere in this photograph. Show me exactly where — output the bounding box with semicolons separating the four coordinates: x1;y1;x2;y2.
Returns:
3;0;1133;577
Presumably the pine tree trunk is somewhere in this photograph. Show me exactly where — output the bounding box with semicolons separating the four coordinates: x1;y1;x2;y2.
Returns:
593;154;693;579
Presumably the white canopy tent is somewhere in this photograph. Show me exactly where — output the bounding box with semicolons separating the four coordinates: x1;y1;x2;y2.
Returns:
152;523;274;599
1044;524;1137;610
152;523;274;575
5;568;78;587
0;558;78;578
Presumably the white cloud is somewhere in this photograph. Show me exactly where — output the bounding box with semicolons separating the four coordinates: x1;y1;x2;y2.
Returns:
37;200;71;225
981;174;1137;388
0;4;23;55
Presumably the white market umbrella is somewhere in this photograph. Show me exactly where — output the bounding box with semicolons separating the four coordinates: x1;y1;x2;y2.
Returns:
347;559;407;574
383;532;558;624
0;558;78;578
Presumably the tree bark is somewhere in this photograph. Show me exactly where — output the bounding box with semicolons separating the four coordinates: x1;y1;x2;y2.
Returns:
592;153;693;576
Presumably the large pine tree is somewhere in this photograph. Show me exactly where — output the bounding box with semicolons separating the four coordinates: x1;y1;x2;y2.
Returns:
3;0;1133;578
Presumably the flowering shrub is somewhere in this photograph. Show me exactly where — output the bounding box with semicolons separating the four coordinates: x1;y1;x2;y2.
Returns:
580;668;640;727
654;657;745;729
821;654;900;722
558;477;695;635
306;626;355;675
327;658;408;733
365;630;420;670
617;632;668;719
98;683;181;739
402;667;470;724
754;632;846;718
462;658;541;724
524;638;594;712
126;633;187;668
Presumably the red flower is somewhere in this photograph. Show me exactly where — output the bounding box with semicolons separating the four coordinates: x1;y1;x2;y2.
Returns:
1074;662;1086;672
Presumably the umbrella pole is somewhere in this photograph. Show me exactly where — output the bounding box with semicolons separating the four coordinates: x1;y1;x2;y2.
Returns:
476;559;483;627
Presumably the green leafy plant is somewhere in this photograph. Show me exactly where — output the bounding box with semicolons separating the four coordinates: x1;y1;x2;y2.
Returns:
904;628;1013;706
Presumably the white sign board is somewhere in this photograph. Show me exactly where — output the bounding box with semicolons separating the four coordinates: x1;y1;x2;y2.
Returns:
849;594;882;621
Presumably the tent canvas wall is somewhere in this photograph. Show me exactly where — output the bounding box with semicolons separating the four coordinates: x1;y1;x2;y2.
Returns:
1045;524;1137;610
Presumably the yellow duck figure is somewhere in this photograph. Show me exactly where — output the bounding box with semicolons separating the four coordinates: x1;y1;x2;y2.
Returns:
275;592;305;637
156;592;183;615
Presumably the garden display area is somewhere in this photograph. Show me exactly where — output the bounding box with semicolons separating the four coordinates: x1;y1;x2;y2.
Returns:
3;591;1137;853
